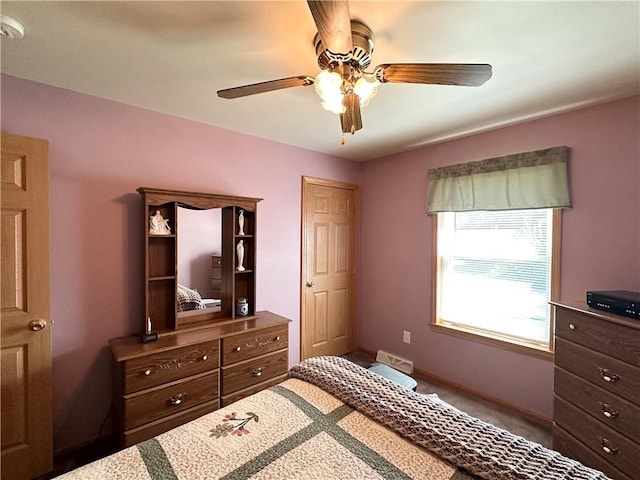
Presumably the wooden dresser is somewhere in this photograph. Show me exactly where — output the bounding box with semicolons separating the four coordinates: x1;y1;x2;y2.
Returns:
551;302;640;480
110;311;289;447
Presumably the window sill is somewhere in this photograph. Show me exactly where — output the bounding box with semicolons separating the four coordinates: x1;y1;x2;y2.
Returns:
430;322;553;360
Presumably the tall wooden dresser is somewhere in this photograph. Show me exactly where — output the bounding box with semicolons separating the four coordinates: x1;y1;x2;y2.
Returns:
110;311;289;447
551;302;640;480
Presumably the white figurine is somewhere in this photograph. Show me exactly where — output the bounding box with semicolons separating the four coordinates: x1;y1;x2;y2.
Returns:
149;210;171;235
236;240;245;271
238;209;245;235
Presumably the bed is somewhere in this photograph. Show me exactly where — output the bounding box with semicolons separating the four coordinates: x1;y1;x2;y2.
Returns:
55;356;611;479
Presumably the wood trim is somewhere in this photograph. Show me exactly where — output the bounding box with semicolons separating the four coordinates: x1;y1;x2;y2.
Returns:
430;215;438;325
548;208;563;350
301;176;359;191
430;323;553;360
356;346;552;428
300;176;359;361
137;186;262;211
300;178;309;361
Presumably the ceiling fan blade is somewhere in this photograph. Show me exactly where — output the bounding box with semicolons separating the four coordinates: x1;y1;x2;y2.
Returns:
375;63;492;87
340;93;362;134
307;0;353;57
217;76;315;99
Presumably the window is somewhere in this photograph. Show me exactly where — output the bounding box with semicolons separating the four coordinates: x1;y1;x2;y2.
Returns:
433;208;560;353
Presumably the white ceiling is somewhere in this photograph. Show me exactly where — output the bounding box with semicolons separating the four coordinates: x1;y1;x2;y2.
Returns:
1;1;638;161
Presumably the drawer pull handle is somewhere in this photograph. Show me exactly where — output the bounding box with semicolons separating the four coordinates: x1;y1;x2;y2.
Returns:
274;336;281;341
167;393;187;406
568;323;575;330
251;367;264;377
234;346;241;352
598;437;618;455
144;369;152;376
202;355;208;361
598;368;620;383
598;402;619;419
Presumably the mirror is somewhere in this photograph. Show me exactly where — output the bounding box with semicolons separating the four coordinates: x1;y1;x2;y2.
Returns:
176;206;222;318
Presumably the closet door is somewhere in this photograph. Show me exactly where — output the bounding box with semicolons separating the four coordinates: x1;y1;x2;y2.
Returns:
1;132;52;479
301;177;358;359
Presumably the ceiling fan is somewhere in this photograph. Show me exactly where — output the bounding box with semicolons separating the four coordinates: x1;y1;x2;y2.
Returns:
217;1;492;142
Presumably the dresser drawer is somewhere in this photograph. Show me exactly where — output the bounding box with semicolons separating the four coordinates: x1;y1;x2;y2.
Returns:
555;367;640;441
123;340;219;394
123;400;219;448
221;349;288;396
221;324;288;365
554;396;639;479
553;424;633;480
221;373;288;407
124;370;219;430
555;338;640;404
555;307;640;365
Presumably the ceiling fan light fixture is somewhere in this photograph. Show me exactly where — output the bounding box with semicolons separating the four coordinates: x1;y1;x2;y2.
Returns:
315;69;345;114
353;75;380;107
321;98;346;114
315;70;342;99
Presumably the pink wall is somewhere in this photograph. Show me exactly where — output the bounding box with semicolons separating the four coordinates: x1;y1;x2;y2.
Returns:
0;75;360;453
359;96;640;419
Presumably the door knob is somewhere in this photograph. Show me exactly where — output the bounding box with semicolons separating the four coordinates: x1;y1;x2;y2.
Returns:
306;281;315;287
29;319;47;331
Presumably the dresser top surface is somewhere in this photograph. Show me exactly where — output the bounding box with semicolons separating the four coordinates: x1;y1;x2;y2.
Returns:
110;310;291;361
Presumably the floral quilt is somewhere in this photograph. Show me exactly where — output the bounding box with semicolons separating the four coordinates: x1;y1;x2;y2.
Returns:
56;380;472;479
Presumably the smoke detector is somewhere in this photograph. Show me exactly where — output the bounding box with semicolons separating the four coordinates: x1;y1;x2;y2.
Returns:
1;15;25;39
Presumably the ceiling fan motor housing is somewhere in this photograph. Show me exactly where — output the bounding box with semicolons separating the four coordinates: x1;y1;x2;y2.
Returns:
314;20;374;71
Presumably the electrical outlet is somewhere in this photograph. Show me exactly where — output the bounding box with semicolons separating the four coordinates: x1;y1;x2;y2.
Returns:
403;330;411;344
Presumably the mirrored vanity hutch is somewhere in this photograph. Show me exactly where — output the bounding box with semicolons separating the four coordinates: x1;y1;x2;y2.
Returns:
109;187;290;448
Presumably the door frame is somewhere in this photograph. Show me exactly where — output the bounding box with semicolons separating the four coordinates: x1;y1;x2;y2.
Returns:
300;176;359;360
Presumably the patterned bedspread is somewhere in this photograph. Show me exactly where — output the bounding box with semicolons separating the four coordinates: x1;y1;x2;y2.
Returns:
56;357;611;480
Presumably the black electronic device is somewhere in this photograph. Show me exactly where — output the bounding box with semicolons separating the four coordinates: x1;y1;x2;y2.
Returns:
586;290;640;320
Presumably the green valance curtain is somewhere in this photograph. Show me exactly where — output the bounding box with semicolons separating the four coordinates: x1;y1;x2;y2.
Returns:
426;146;571;214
